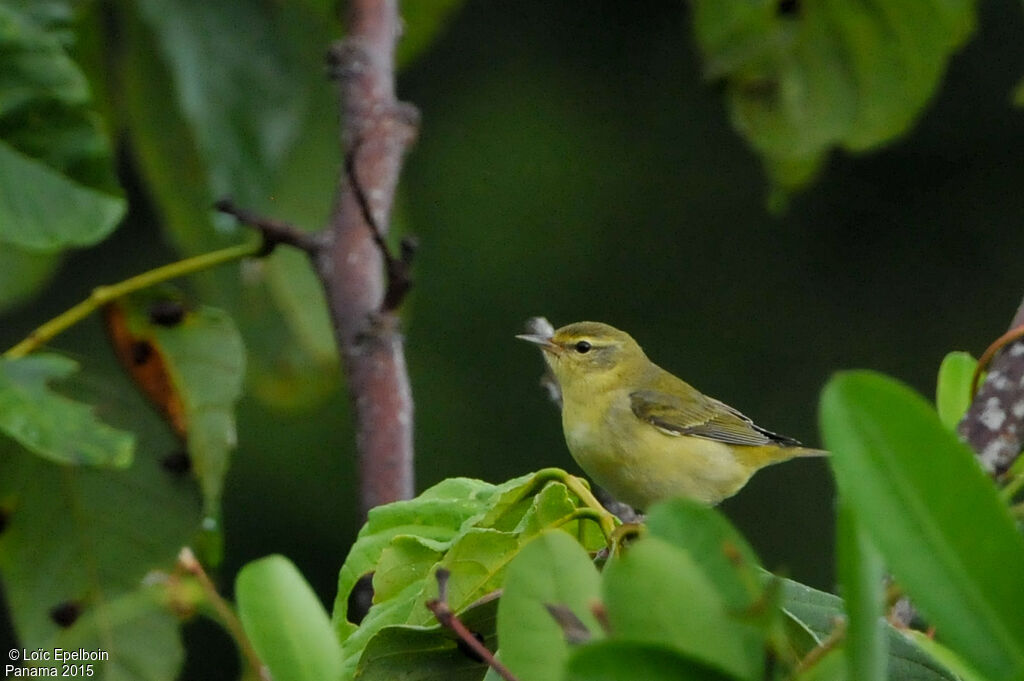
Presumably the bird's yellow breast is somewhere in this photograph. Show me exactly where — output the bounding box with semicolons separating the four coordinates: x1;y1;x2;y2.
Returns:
561;388;755;509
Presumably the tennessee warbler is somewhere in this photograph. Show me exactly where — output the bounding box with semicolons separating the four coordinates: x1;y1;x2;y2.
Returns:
518;321;824;509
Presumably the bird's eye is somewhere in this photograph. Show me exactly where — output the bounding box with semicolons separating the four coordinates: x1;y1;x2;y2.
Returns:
574;341;592;354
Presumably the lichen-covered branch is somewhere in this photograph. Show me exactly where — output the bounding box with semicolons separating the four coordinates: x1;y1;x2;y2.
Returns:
321;0;419;516
959;296;1024;476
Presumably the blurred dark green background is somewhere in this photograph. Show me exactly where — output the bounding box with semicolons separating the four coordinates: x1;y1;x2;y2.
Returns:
2;0;1023;674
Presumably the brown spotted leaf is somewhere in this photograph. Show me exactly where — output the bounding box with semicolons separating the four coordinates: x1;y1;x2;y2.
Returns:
105;291;245;519
0;363;201;681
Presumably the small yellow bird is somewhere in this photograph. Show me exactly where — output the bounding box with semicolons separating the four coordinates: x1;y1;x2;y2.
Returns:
517;321;825;509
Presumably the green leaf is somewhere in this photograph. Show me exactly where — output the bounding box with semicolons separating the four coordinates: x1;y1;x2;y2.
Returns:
117;3;341;411
373;535;447;604
333;476;519;637
0;354;134;467
820;371;1024;681
1013;76;1024;108
836;500;887;681
237;555;342;681
0;363;201;681
0;139;124;250
154;307;244;520
0;3;124;251
779;578;959;681
496;530;603;681
936;352;977;430
333;471;610;681
645;498;766;613
130;0;312;204
106;293;245;520
353;596;497;681
691;0;976;193
35;587;186;681
602;536;764;681
565;641;739;681
794;648;849;681
338;526;520;681
903;631;991;681
405;528;521;627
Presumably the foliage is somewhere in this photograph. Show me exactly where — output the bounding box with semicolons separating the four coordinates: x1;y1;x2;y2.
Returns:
264;352;1021;681
0;364;201;680
821;369;1024;681
1;0;1022;679
331;471;608;680
0;0;124;313
0;354;133;467
691;0;977;200
104;291;246;523
309;443;995;681
236;555;342;681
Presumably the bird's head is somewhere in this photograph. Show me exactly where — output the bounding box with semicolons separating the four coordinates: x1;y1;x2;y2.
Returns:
516;321;648;391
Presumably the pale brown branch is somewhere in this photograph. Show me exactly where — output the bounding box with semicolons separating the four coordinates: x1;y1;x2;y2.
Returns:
321;0;419;517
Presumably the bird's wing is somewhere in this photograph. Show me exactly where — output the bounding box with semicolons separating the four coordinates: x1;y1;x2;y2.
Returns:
629;389;802;447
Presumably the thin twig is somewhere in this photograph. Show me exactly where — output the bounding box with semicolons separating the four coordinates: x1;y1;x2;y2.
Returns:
4;241;261;359
343;149;416;311
178;548;269;681
794;618;846;676
426;568;520;681
544;603;592;644
214;198;323;256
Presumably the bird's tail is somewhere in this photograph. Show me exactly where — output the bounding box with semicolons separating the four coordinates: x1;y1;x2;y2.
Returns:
792;447;829;457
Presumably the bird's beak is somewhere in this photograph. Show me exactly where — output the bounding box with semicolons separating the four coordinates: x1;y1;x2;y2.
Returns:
516;333;561;354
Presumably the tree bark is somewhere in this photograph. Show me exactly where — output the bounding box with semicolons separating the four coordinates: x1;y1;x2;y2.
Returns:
320;0;418;517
